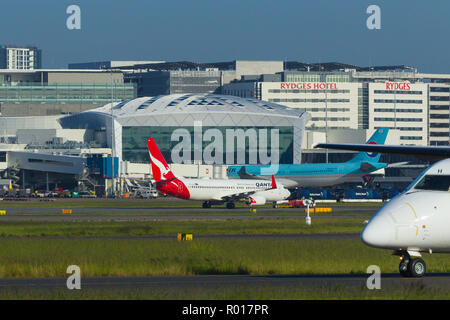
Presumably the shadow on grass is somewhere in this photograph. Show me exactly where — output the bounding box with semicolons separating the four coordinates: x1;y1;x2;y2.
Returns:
189;265;250;275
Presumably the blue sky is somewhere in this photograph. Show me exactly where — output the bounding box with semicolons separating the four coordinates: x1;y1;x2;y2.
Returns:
1;0;449;73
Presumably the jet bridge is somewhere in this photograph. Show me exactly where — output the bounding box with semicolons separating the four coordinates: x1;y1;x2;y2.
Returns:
8;151;87;175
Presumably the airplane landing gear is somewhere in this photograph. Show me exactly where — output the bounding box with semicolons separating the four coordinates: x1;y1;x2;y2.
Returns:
399;255;410;277
226;202;235;209
202;201;211;208
399;253;426;278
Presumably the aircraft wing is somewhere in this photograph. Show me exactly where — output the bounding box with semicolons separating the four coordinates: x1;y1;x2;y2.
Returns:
124;176;154;185
215;191;257;202
315;143;450;160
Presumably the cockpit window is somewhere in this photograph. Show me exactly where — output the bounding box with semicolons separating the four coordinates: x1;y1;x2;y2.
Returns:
414;175;450;191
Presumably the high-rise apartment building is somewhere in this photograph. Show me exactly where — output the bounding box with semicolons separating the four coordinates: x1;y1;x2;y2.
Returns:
0;45;41;70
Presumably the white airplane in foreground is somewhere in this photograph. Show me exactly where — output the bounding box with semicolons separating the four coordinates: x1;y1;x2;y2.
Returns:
147;138;291;209
315;142;450;277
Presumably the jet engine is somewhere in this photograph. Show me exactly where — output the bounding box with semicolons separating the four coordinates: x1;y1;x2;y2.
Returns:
248;195;266;206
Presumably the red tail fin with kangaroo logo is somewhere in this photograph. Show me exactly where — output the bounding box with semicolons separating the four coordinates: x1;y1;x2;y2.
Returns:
271;174;277;189
147;138;176;182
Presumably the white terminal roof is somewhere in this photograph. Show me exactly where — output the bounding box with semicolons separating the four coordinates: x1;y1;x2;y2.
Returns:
59;93;310;131
92;94;305;119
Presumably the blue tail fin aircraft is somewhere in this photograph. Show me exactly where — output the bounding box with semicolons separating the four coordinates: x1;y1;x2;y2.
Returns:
228;128;389;188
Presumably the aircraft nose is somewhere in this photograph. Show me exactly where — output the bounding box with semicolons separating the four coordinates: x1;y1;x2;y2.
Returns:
361;214;394;248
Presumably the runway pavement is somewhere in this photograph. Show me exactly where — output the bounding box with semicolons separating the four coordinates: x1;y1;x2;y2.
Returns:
1;273;449;291
0;205;379;213
0;205;378;221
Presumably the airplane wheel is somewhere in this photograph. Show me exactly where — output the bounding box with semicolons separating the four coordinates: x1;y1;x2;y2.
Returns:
202;202;211;208
408;258;426;278
226;202;235;209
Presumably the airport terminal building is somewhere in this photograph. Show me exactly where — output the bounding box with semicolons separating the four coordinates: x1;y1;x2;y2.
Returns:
59;94;309;167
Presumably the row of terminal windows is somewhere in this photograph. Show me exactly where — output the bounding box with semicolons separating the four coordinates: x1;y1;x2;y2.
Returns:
374;90;423;95
325;75;351;82
268;89;350;94
297;108;351;112
375;127;423;131
374;108;422;113
190;185;257;190
430;105;450;110
430;114;450;119
285;75;321;82
374;117;422;122
311;117;350;121
430;96;450;101
398;127;422;131
430;123;450;128
269;98;350;103
400;136;422;140
28;158;74;166
430;132;450;137
306;126;350;130
430;87;450;92
374;99;423;104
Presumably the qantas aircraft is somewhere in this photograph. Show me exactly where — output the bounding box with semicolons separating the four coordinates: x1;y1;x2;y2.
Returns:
316;141;450;277
147;138;291;209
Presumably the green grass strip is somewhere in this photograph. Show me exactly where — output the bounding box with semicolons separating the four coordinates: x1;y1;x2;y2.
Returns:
0;238;448;278
0;218;367;237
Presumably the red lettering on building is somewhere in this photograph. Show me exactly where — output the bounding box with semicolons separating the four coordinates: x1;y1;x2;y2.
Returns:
385;82;411;91
280;82;338;90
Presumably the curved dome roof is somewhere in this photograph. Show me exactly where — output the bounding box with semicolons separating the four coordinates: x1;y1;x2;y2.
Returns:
91;94;304;118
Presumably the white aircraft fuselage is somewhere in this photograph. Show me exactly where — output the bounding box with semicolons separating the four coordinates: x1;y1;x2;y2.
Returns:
179;177;291;203
362;190;450;253
361;158;450;277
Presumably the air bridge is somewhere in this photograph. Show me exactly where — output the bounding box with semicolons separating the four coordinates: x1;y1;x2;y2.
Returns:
8;152;87;175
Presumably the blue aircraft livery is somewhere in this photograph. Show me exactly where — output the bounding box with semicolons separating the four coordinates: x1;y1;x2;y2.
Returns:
228;128;389;188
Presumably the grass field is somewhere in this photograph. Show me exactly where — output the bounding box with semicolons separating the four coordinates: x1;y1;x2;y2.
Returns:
0;217;368;236
0;200;446;300
0;210;374;218
0;237;448;278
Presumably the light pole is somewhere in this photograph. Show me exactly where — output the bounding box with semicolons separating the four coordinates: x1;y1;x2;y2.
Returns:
325;83;329;163
110;69;116;197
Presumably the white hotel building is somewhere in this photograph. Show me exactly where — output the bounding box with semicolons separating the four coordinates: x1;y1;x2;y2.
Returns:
223;70;449;146
368;82;428;144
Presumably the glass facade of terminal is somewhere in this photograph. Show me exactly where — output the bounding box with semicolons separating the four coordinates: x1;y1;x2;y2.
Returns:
285;73;320;82
122;126;294;164
283;73;351;83
0;83;136;103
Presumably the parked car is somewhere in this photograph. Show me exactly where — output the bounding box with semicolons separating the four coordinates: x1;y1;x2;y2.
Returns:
59;190;72;198
78;191;96;198
135;189;158;199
